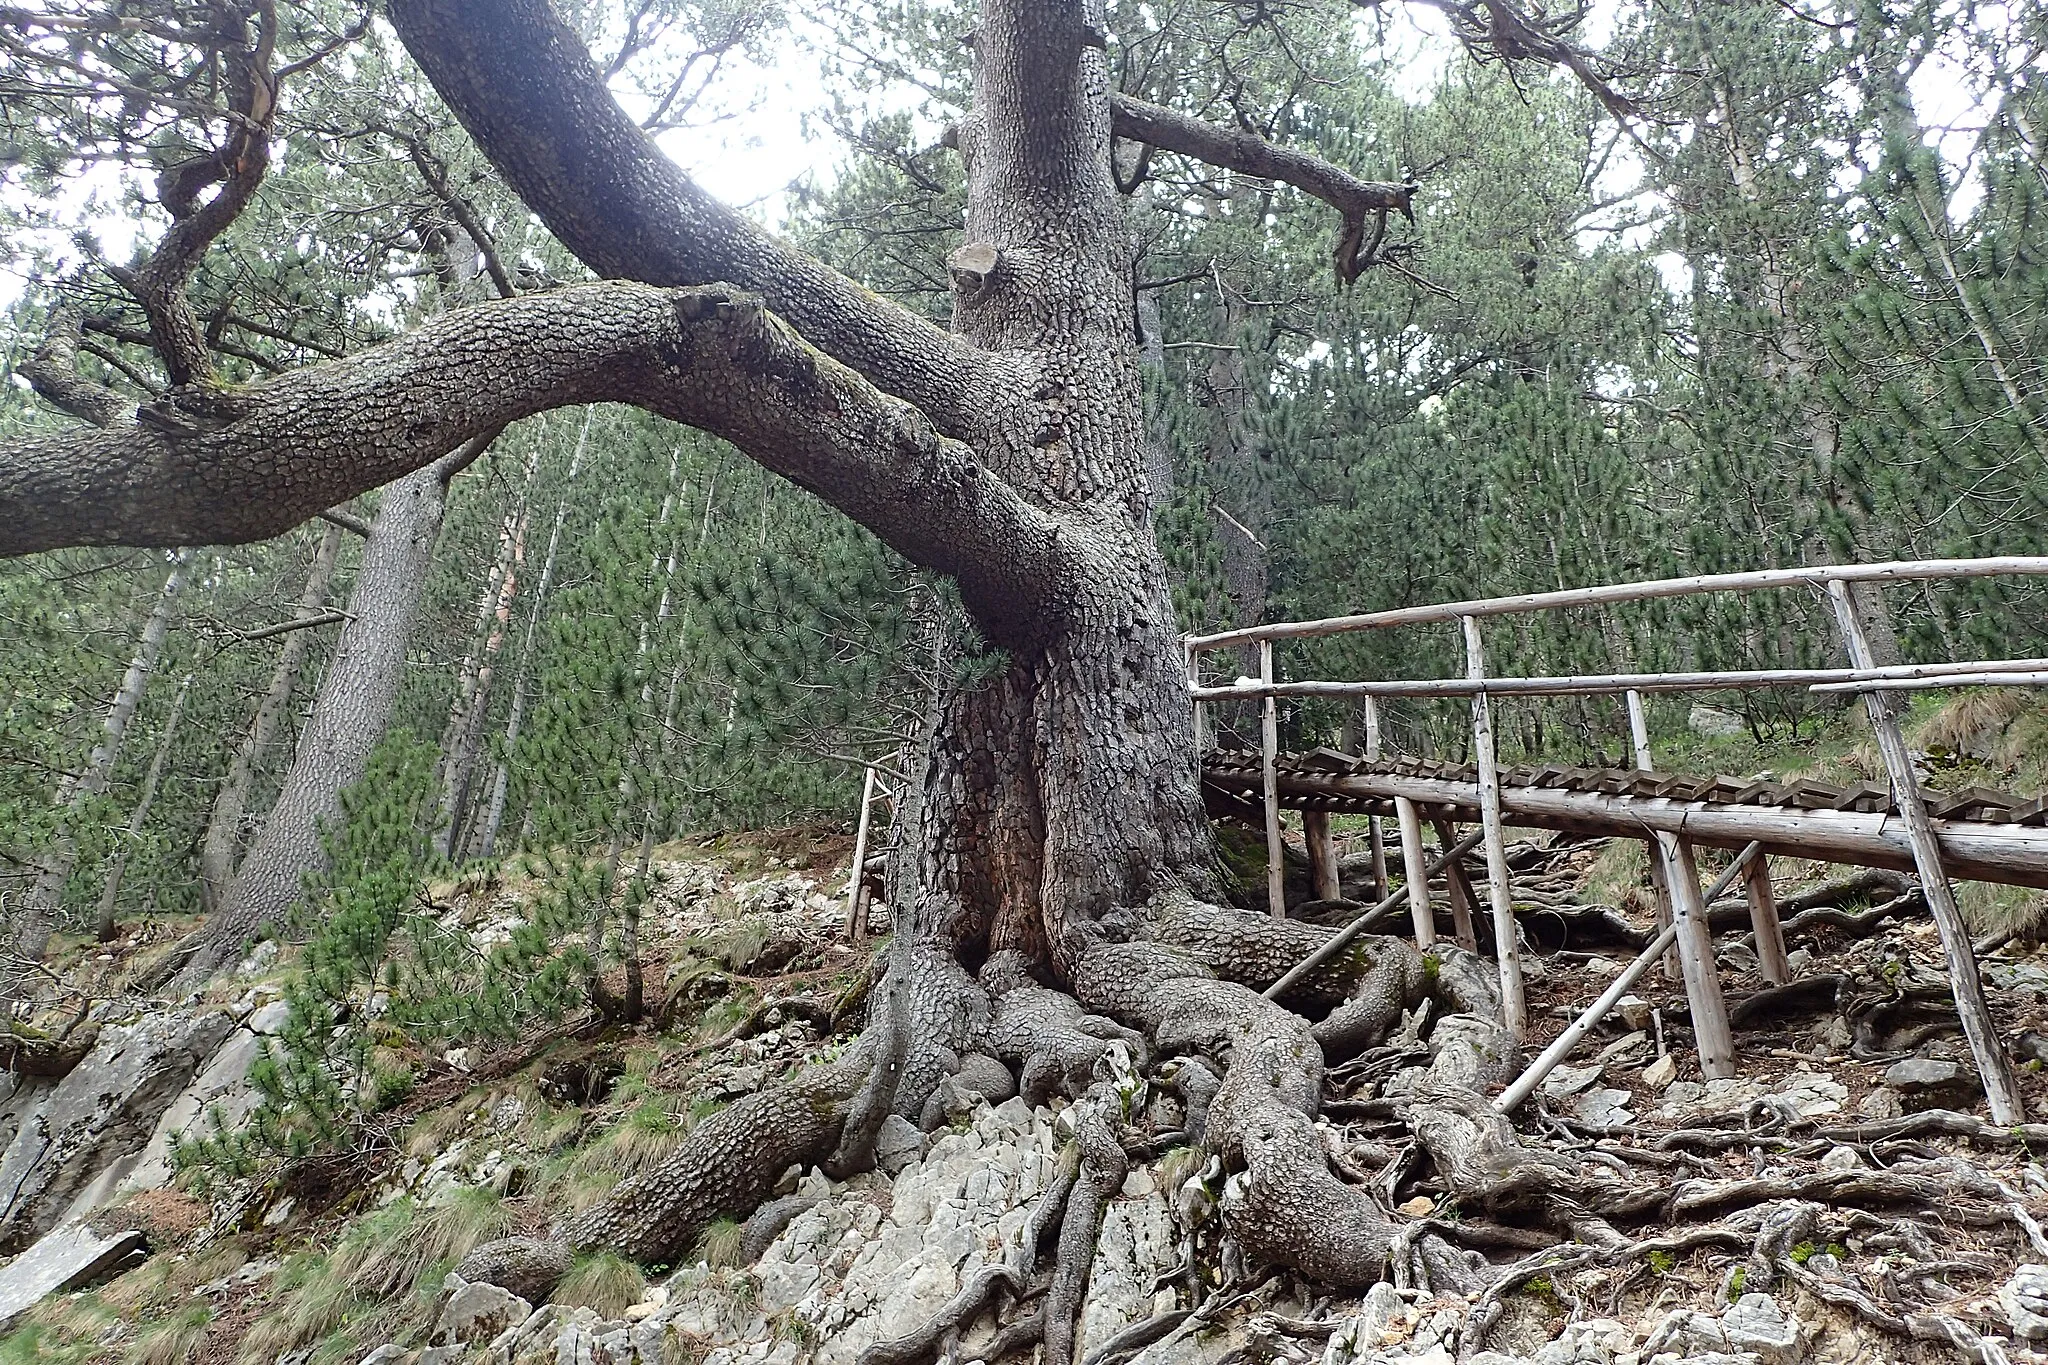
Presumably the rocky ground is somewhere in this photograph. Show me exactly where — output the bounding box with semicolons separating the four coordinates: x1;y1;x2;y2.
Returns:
6;826;2048;1365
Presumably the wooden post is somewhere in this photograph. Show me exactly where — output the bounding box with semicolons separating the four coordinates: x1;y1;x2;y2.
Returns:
845;765;879;944
1828;580;2023;1124
1303;810;1340;902
1430;815;1480;951
1744;855;1792;985
1626;690;1680;979
1668;838;1738;1080
1499;843;1763;1113
1186;640;1209;754
1396;797;1435;948
1363;697;1387;903
1260;639;1286;919
1462;615;1527;1039
1265;829;1486;1001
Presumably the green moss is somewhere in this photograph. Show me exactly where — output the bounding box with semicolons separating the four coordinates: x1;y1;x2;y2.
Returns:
1647;1249;1677;1275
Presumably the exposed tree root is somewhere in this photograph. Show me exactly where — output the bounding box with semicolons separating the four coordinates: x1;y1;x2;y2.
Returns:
1044;1100;1129;1365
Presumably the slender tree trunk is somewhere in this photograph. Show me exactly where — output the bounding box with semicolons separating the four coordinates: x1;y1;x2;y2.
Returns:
472;407;594;860
4;549;194;1001
200;522;347;911
95;672;193;941
179;447;482;985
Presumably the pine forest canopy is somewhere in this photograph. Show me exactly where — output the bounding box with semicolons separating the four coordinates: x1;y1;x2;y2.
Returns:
3;0;2048;1346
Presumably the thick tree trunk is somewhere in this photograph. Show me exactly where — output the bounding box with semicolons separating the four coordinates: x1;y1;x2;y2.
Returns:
200;523;347;911
178;455;468;984
95;671;193;941
3;549;193;1004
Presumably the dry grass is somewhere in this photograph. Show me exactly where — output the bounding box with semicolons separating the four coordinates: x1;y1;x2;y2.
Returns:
1915;687;2033;759
554;1252;645;1318
590;1100;687;1177
136;1306;213;1365
693;1218;744;1269
1581;839;1651;914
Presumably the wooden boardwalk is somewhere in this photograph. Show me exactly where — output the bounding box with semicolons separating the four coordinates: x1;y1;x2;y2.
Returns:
1184;556;2048;1123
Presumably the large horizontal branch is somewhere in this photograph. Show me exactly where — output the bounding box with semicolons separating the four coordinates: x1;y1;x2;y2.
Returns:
1;282;1060;633
386;0;999;440
1110;94;1417;284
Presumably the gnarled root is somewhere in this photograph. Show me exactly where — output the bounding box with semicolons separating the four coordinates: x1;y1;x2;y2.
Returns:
1071;938;1400;1287
1043;1099;1127;1365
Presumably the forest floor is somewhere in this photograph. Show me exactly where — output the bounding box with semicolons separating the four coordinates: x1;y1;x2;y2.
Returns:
8;694;2048;1365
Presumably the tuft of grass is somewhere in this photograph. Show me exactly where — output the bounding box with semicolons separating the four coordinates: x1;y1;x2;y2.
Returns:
137;1305;213;1365
701;919;771;973
1581;838;1650;913
1915;688;2032;761
592;1101;686;1177
694;1218;743;1269
237;1253;367;1364
554;1251;645;1319
1155;1146;1202;1194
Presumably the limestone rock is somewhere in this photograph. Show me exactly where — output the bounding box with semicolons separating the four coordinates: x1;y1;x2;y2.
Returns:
1642;1053;1678;1090
874;1114;926;1175
2002;1263;2048;1339
432;1275;532;1345
0;1007;235;1248
1720;1293;1802;1363
0;1221;146;1330
1884;1056;1977;1108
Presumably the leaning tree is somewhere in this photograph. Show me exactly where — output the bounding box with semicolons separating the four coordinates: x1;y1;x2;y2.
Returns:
3;0;1648;1352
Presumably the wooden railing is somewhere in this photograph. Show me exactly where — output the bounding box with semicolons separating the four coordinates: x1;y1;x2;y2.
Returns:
1185;556;2048;1125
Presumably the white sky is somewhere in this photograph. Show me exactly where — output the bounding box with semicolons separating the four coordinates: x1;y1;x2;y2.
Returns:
0;2;2005;322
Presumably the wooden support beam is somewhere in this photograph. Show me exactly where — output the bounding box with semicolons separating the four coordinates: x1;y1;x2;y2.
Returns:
1186;640;1209;753
1499;842;1762;1115
1363;696;1387;903
1228;764;2048;889
846;765;879;945
1744;854;1791;985
1303;810;1340;902
1265;828;1486;1002
1463;615;1527;1039
1627;691;1679;979
1828;580;2023;1125
1395;797;1436;949
1668;837;1737;1080
1430;815;1480;950
1261;639;1285;919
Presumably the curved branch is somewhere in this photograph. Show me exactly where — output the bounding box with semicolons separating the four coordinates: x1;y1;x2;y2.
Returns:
18;305;129;427
385;0;997;439
1109;94;1417;283
0;282;1059;631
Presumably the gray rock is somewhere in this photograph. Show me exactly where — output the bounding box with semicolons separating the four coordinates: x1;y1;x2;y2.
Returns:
0;1008;235;1246
875;1114;926;1175
355;1347;413;1365
2002;1263;2048;1339
1855;1087;1904;1120
1721;1293;1802;1363
433;1276;532;1345
1689;704;1747;738
1875;1055;1974;1113
1875;1064;1957;1096
1615;995;1652;1032
1544;1063;1604;1099
0;1221;146;1330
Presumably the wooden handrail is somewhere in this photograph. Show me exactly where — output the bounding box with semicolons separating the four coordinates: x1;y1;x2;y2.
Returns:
1190;657;2048;702
1185;556;2048;653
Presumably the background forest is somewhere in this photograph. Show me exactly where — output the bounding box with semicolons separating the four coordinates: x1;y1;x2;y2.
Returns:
3;0;2046;965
